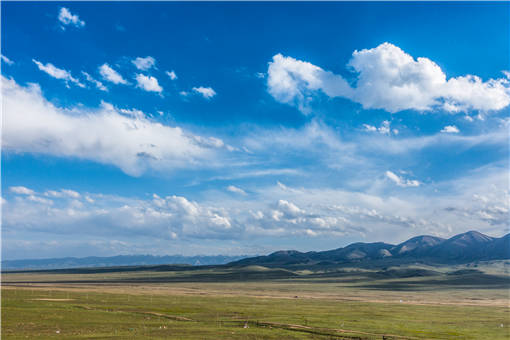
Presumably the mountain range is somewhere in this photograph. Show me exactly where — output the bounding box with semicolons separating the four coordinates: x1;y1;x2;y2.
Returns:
1;254;248;271
3;231;509;271
229;231;510;268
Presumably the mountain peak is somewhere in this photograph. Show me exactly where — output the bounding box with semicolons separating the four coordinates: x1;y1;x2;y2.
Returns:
392;235;444;255
448;230;493;244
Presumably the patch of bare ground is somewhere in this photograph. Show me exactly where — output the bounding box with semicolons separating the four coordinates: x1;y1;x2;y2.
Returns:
30;298;75;301
4;283;509;307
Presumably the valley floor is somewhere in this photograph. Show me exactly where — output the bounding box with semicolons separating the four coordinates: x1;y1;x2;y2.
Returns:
2;264;510;339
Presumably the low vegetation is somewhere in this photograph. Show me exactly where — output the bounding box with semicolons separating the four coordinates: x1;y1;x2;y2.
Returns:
2;262;509;339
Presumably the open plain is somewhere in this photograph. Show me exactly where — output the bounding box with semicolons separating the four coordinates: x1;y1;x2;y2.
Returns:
2;262;509;339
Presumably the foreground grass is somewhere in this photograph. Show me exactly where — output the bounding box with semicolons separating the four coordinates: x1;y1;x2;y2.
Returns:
2;285;509;339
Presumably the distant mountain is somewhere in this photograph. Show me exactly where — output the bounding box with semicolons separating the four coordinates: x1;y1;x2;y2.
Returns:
315;242;394;261
2;254;249;271
484;233;510;259
390;235;445;256
425;231;494;261
229;231;510;268
5;231;508;271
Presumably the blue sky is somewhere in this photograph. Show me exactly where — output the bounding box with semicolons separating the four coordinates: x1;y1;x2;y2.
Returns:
2;2;509;260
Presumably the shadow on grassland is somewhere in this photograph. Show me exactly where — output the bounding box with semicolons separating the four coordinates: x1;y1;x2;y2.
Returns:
356;272;510;291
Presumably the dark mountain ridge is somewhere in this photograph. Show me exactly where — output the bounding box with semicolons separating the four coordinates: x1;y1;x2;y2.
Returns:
229;231;510;268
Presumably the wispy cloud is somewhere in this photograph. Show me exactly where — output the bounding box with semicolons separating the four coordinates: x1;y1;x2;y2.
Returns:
227;185;247;195
82;71;107;91
385;171;420;187
1;55;14;65
32;59;85;88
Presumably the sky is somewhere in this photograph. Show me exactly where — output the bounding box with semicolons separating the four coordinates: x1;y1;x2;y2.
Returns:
1;2;509;260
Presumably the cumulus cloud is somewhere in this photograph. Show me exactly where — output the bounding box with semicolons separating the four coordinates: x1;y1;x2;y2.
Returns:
58;7;85;29
227;185;246;195
99;63;128;85
132;56;156;71
2;76;225;176
267;42;510;114
33;59;85;88
192;86;216;99
10;186;35;195
363;120;397;135
82;71;107;91
3;190;234;241
267;53;352;114
135;74;163;93
1;55;14;65
276;199;303;217
441;125;460;133
385;171;420;187
3;166;508;257
166;70;177;80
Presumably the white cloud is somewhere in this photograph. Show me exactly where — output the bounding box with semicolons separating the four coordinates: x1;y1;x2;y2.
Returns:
276;199;303;217
362;124;377;132
58;7;85;29
360;124;507;156
192;86;216;99
192;136;224;148
2;76;225;176
1;55;14;65
32;59;85;88
44;189;80;199
3;166;508;256
82;71;107;91
441;125;460;133
166;70;177;80
132;56;156;71
267;53;352;114
135;74;163;93
227;185;246;195
9;186;35;195
377;121;391;135
363;120;395;135
385;171;420;187
267;43;510;114
27;195;53;205
99;63;128;85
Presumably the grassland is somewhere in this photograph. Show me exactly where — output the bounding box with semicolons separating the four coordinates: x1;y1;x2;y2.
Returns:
2;262;510;339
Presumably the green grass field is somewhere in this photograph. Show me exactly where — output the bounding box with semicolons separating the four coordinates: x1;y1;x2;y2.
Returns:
2;263;510;339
